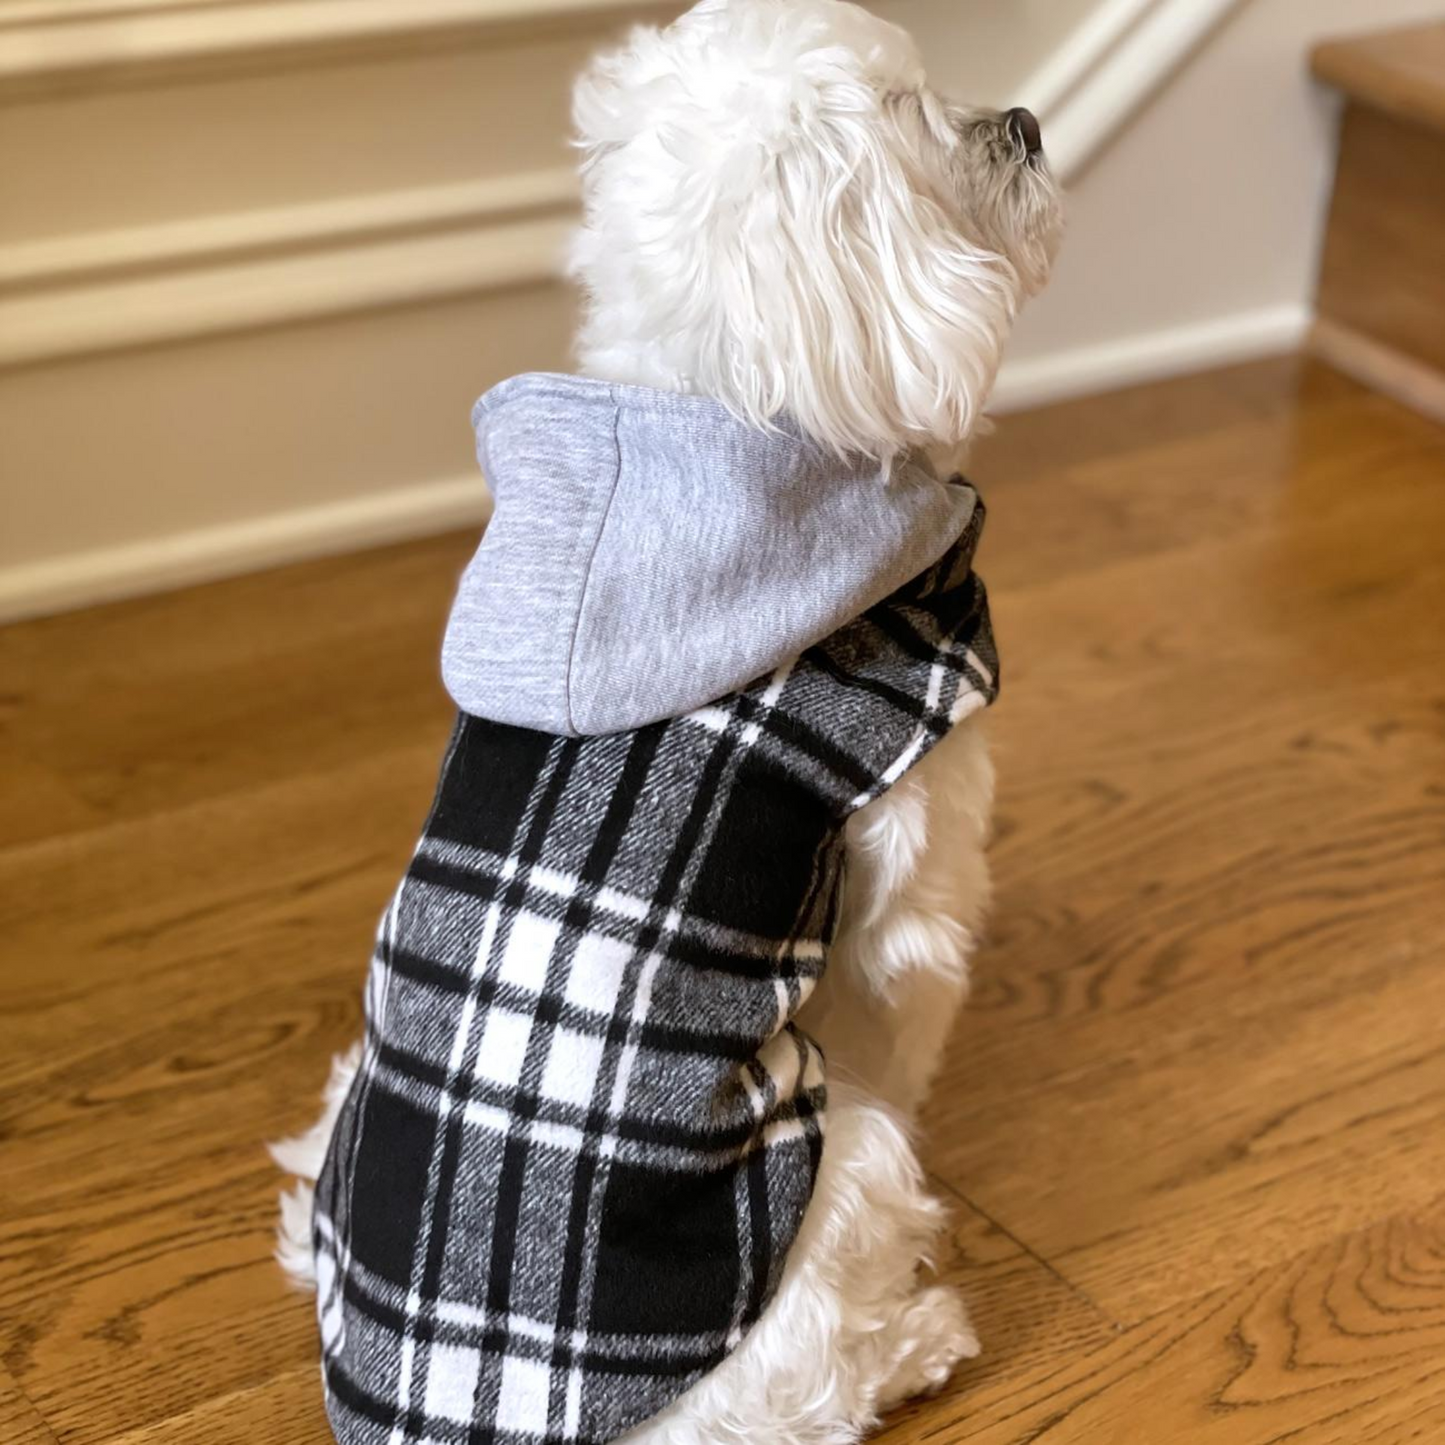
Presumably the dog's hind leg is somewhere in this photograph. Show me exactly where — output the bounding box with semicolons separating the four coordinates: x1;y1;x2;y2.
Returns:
623;1087;969;1444
800;716;994;1118
870;1284;979;1414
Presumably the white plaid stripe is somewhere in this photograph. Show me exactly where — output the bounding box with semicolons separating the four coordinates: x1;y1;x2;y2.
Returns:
407;841;829;969
385;738;574;1443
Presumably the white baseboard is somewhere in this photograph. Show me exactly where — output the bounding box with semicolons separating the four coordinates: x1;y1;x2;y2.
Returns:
991;304;1310;413
0;475;492;625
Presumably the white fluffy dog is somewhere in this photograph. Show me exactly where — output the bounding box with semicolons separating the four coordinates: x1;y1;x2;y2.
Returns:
275;3;1061;1441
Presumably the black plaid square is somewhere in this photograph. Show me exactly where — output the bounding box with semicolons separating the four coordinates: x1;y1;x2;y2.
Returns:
312;512;997;1445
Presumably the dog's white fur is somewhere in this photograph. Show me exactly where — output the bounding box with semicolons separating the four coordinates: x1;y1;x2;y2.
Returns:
273;3;1061;1440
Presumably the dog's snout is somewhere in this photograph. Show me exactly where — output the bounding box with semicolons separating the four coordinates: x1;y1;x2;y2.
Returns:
1005;107;1042;157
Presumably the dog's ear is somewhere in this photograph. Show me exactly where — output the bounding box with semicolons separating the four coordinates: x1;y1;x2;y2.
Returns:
714;93;1017;458
631;87;1019;459
571;5;1020;459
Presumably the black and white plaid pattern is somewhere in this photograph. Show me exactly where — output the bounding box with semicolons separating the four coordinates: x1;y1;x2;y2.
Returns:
312;495;998;1445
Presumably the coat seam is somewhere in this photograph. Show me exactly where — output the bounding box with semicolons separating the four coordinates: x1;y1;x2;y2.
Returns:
562;397;625;736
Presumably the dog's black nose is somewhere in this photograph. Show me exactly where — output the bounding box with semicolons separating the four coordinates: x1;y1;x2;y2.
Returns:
1006;106;1042;157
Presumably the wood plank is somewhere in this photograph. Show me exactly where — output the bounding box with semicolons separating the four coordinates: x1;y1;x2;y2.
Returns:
0;1363;58;1445
0;750;438;1443
877;1201;1445;1443
977;353;1365;483
105;1366;328;1445
980;377;1445;595
920;383;1445;1327
0;744;435;1086
1315;104;1445;377
930;911;1445;1322
1312;22;1445;133
0;536;468;853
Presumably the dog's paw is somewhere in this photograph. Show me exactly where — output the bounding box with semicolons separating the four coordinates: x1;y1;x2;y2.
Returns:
876;1285;979;1411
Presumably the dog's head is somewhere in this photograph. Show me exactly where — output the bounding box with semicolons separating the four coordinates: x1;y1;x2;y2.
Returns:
571;0;1063;458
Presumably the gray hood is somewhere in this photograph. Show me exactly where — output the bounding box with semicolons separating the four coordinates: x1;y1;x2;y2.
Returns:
442;372;979;736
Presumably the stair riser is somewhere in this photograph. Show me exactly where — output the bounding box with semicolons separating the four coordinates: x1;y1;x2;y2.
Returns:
1315;103;1445;376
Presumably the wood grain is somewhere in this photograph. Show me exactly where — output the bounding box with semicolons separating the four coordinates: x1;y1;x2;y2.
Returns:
1314;102;1445;377
879;1202;1445;1444
3;356;1444;1442
0;1362;58;1445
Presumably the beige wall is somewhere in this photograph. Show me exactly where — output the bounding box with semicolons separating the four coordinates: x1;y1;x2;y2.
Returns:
894;0;1103;103
996;0;1445;407
2;0;1436;619
0;2;645;618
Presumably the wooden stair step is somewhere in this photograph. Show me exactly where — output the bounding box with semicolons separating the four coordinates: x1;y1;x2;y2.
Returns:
1311;21;1445;133
1309;21;1445;427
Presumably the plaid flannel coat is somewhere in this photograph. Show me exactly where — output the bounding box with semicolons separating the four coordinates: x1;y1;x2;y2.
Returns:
312;495;997;1445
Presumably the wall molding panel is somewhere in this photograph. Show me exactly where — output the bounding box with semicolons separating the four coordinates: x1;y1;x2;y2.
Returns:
0;0;678;97
4;0;1326;623
0;170;578;367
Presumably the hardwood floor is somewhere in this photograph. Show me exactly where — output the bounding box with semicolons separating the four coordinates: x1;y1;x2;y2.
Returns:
2;356;1443;1444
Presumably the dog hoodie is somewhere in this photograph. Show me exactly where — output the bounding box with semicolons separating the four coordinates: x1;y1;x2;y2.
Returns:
312;373;998;1445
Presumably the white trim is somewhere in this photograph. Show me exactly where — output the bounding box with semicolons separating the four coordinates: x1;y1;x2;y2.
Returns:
0;169;576;292
1025;0;1249;180
1021;0;1164;118
0;172;576;368
991;304;1310;413
0;1;1254;367
0;0;675;95
0;476;493;624
0;1;254;23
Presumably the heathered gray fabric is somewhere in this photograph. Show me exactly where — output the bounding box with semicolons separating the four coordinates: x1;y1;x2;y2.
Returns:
442;373;978;735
